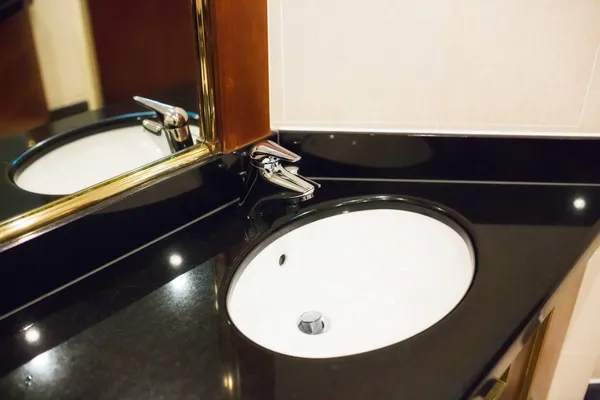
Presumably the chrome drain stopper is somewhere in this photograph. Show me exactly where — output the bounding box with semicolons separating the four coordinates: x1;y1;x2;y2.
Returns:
298;311;328;335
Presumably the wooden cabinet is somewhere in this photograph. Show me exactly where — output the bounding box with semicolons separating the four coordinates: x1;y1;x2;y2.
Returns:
498;316;551;400
471;240;591;400
207;0;270;153
472;318;550;400
526;251;588;400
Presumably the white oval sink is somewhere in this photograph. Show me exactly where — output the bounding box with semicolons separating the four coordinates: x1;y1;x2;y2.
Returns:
227;206;474;359
13;125;199;196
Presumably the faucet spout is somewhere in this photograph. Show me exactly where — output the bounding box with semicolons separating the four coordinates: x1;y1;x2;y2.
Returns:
262;163;317;196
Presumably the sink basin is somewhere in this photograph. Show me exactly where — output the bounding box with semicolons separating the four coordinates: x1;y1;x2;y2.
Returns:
12;123;199;196
227;199;475;359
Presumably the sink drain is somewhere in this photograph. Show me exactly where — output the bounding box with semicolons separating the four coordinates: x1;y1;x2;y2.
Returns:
298;311;328;335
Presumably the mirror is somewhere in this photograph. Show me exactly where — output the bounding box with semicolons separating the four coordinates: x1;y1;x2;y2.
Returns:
0;0;269;250
0;0;216;248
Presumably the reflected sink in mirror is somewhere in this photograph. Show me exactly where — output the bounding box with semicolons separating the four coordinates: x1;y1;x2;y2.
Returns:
10;116;199;196
227;198;475;359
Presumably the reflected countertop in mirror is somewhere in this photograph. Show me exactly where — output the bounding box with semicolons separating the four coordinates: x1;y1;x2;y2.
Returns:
0;83;198;223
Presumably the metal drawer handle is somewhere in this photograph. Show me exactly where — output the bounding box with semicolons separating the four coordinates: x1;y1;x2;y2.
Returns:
484;377;508;400
472;368;509;400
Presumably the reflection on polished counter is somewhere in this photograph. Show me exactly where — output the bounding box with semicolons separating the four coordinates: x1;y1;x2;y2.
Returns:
0;160;242;321
283;132;600;184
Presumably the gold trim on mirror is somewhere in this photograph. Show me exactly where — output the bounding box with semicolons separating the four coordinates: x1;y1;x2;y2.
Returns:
0;144;220;252
194;0;218;146
0;0;221;252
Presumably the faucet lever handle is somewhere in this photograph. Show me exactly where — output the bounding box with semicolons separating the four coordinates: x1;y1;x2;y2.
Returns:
133;96;189;129
250;140;301;163
134;96;195;149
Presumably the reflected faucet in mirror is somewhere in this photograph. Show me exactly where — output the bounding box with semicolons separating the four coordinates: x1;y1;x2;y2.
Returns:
133;96;196;152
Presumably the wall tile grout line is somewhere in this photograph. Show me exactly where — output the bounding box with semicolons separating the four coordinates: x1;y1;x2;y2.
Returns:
578;42;600;127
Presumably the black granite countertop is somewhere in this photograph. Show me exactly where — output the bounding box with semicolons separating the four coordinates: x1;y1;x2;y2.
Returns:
2;131;600;399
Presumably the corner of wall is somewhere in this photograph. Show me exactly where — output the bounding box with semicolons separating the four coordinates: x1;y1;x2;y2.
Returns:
28;0;102;110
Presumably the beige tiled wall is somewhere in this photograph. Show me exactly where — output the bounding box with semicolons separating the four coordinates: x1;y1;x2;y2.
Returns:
268;0;600;136
29;0;101;110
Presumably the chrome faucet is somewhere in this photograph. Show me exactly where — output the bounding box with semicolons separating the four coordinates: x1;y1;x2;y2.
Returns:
241;140;320;205
133;96;196;152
